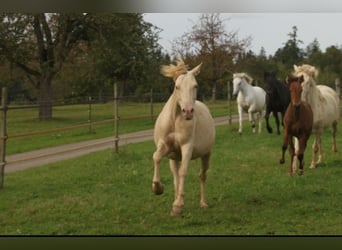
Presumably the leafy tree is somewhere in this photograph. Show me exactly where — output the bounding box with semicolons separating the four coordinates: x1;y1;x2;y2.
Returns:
0;13;88;119
273;26;305;71
76;13;163;100
305;38;322;68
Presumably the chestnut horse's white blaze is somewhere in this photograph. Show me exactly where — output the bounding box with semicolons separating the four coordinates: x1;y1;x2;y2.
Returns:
232;73;266;134
152;58;215;216
293;64;340;168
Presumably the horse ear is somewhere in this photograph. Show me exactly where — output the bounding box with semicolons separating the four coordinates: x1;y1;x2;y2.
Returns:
190;63;202;76
285;75;290;85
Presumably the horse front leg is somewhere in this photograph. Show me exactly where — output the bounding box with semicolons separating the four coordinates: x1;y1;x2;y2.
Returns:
169;159;180;201
238;106;243;134
171;144;192;216
265;109;273;134
152;141;169;195
248;111;256;133
288;137;295;176
199;153;211;208
292;138;299;173
297;137;308;176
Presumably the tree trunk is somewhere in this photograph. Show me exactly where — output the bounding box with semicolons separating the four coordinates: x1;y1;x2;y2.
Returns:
38;75;53;120
211;82;217;102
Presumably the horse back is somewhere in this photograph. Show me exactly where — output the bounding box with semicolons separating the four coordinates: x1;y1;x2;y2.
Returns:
316;85;340;123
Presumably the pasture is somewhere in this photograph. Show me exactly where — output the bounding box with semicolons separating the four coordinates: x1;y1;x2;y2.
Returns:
1;121;342;235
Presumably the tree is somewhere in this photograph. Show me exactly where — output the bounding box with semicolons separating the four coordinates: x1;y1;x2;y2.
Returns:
0;13;88;119
172;14;251;101
274;26;305;70
78;13;162;99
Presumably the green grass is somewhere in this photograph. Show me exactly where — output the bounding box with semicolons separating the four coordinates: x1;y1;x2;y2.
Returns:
5;100;233;154
1;122;342;235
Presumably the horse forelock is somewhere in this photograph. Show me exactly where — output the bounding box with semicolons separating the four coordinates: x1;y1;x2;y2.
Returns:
161;58;189;82
294;64;319;80
233;73;253;84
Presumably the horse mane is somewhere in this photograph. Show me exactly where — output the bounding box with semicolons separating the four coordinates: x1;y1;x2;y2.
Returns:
293;64;319;80
160;58;189;82
233;73;253;84
293;64;325;104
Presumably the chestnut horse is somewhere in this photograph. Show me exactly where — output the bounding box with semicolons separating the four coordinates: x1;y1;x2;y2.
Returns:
152;58;215;216
280;75;313;176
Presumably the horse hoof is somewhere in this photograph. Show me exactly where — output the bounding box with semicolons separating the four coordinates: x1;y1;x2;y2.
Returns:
152;182;164;195
298;170;304;176
200;201;208;208
279;159;285;164
170;206;183;217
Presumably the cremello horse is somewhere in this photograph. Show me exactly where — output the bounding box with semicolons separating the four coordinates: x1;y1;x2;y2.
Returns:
152;58;215;216
233;73;266;134
293;64;340;168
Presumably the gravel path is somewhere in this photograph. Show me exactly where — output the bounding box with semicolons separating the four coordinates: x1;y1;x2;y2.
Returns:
5;115;239;173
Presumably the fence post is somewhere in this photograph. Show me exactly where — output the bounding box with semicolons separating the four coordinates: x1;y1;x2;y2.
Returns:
0;87;8;189
150;88;154;122
114;82;119;153
335;78;341;98
88;96;92;134
227;81;232;125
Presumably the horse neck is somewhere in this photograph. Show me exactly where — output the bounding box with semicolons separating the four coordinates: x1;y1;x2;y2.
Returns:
303;82;325;125
304;82;321;110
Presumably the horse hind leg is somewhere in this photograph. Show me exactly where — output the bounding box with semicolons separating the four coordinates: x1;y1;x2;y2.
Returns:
199;153;211;208
265;111;273;134
310;134;319;169
257;112;262;134
274;112;281;135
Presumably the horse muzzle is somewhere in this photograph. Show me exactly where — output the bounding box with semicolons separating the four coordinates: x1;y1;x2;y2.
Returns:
182;107;194;120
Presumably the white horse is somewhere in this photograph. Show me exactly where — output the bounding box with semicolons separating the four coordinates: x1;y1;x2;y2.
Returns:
152;58;215;216
232;73;266;134
293;64;340;169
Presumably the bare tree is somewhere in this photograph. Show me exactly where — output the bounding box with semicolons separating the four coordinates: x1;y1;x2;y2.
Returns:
172;14;251;101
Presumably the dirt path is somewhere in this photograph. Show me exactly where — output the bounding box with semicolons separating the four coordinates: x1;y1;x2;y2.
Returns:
5;115;240;173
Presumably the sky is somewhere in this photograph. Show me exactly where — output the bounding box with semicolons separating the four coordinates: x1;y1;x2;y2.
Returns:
143;13;342;56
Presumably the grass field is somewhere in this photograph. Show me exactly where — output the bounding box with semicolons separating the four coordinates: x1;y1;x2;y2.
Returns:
1;121;341;235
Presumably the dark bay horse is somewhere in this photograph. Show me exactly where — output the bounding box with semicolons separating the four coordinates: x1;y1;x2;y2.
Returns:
264;72;290;135
279;75;313;176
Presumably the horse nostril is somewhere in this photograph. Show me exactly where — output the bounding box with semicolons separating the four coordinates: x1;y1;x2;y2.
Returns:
191;108;194;113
